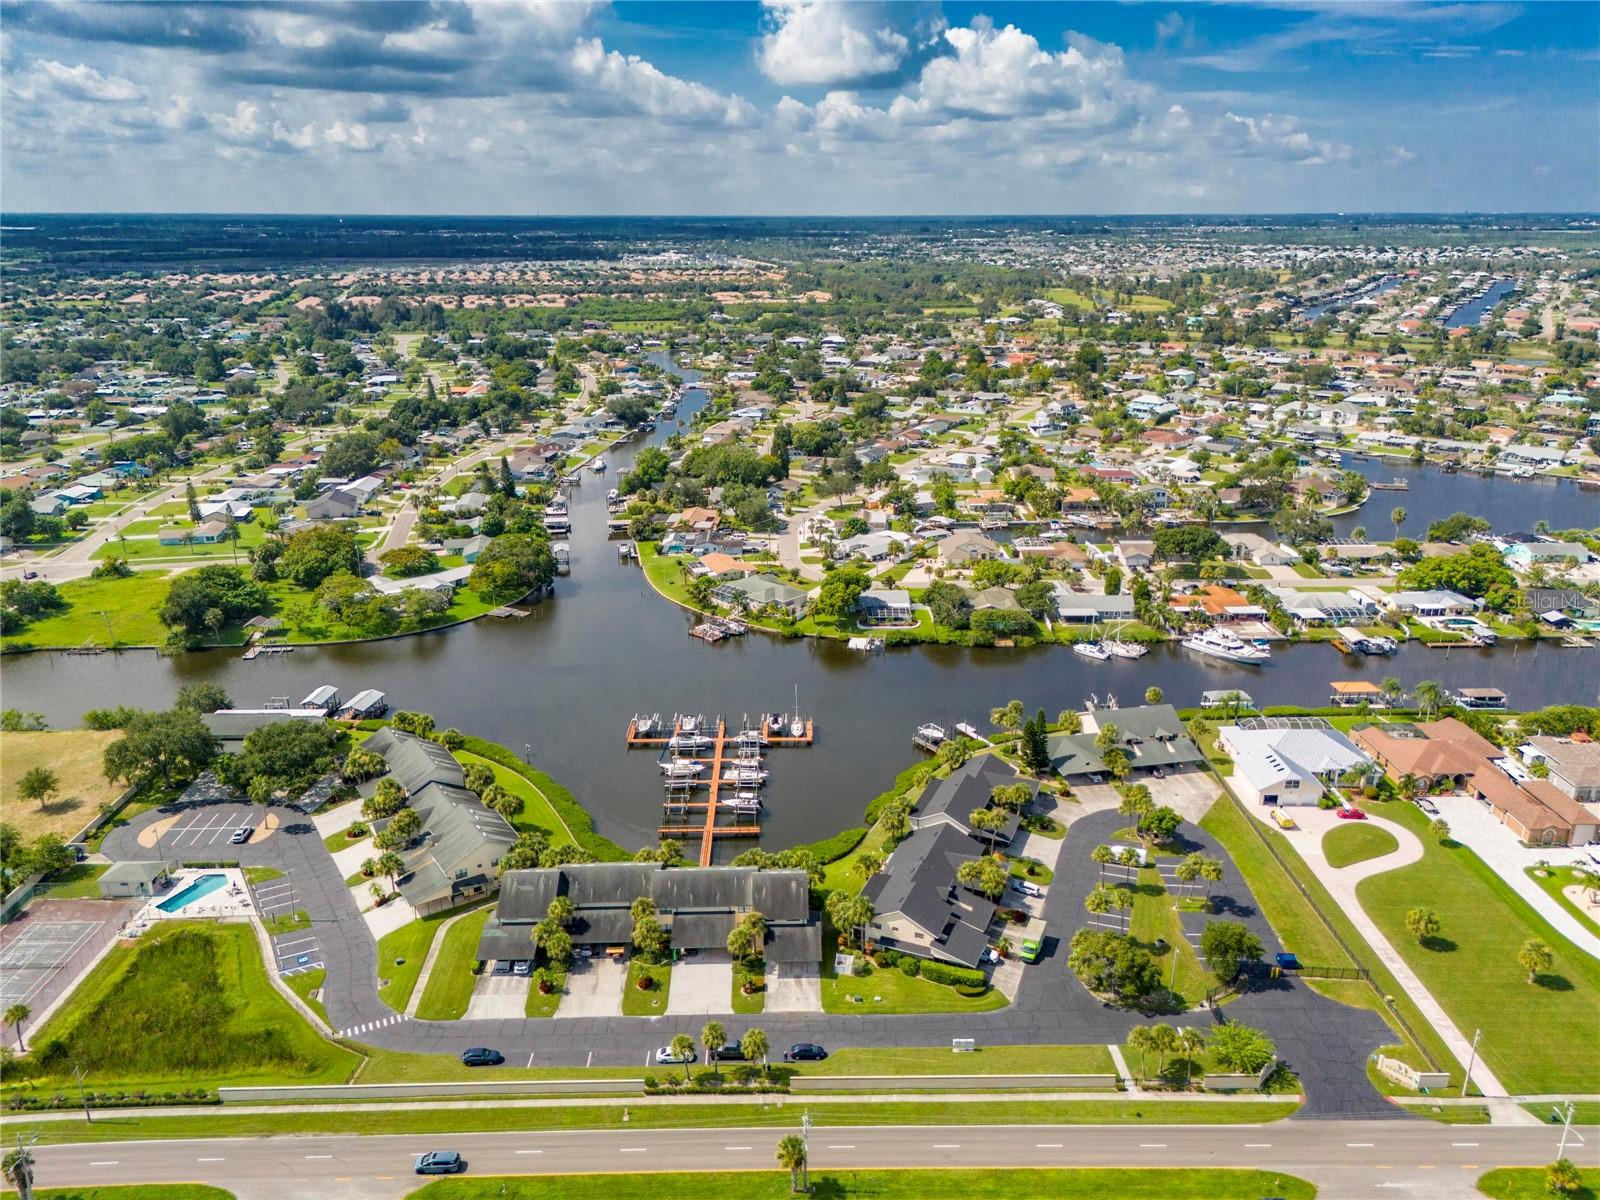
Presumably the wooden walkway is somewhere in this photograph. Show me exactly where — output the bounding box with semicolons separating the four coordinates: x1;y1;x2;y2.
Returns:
630;714;815;865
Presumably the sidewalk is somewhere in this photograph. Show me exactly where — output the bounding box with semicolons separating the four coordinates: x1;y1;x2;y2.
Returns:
1240;799;1508;1097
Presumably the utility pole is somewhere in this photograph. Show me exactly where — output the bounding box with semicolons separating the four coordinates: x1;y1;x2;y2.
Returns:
4;1130;37;1200
72;1062;92;1123
800;1108;812;1194
1557;1101;1583;1161
1460;1028;1481;1097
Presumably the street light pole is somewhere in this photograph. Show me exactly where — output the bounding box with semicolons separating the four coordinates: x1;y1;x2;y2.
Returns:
1557;1100;1581;1160
800;1108;812;1194
72;1062;92;1123
1460;1028;1480;1097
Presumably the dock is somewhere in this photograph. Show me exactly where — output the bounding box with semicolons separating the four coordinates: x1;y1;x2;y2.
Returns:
489;606;531;619
630;712;814;864
242;644;293;661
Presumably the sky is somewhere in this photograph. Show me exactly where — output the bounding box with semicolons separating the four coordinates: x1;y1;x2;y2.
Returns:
2;0;1597;216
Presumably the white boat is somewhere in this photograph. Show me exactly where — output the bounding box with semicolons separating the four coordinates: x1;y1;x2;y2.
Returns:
722;768;768;784
679;715;702;734
1073;641;1112;661
668;733;712;751
788;686;804;738
736;727;767;747
915;722;947;744
660;757;706;778
722;793;762;812
590;458;607;473
552;542;571;575
633;713;659;736
1182;627;1271;664
1105;639;1148;659
607;488;619;502
728;753;764;769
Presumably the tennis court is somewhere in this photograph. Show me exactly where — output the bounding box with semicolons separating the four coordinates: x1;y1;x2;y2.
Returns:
0;918;102;1008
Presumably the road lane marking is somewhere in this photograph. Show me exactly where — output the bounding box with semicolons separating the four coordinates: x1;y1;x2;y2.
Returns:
197;1157;225;1162
619;1148;646;1153
1346;1142;1375;1148
515;1150;542;1155
931;1143;961;1148
1451;1142;1479;1148
1139;1143;1167;1149
89;1161;118;1167
1035;1143;1062;1148
724;1146;753;1151
304;1155;333;1160
827;1145;855;1150
1244;1143;1272;1148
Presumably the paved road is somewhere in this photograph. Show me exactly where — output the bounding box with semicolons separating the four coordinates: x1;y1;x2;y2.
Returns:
31;1120;1595;1200
101;797;1396;1119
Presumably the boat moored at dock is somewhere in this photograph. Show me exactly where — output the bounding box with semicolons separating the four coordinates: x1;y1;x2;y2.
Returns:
1182;627;1271;664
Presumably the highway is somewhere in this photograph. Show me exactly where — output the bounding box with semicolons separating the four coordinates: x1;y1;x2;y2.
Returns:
29;1120;1597;1200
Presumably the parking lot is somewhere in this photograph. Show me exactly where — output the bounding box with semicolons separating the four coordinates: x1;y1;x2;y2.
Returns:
249;873;323;976
136;804;273;852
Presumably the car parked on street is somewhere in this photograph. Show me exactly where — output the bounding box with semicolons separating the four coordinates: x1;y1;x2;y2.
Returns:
784;1043;827;1062
655;1045;696;1065
712;1043;747;1061
460;1047;504;1067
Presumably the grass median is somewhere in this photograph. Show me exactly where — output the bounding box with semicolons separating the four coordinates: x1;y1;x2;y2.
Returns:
10;1098;1303;1146
415;910;492;1022
407;1168;1315;1200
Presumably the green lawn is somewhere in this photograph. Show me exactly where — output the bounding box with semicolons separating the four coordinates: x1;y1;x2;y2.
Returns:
821;947;1005;1015
1007;855;1055;885
263;909;310;936
1522;1101;1600;1126
91;517;270;562
623;959;673;1015
11;1097;1303;1147
526;967;566;1018
820;819;895;895
801;1045;1114;1077
455;750;575;848
1124;866;1211;1005
1476;1166;1600;1200
415;909;492;1021
1322;822;1400;868
283;967;329;1027
242;866;284;885
0;570;174;650
260;579;497;645
732;958;766;1015
4;921;358;1096
1199;793;1460;1084
1356;801;1600;1093
352;1045;641;1085
376;913;453;1013
324;825;369;853
408;1169;1314;1200
1525;865;1600;939
36;863;109;898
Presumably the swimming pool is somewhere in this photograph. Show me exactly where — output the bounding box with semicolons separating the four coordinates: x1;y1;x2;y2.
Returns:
155;873;229;913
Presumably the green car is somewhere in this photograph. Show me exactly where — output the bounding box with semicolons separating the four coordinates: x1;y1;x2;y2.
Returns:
1020;934;1043;963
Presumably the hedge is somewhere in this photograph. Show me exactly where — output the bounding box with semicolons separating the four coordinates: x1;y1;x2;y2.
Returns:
918;960;987;988
792;825;867;865
458;735;628;861
864;759;934;823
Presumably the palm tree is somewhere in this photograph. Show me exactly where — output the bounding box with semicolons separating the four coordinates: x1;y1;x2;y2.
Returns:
742;1027;770;1077
775;1133;808;1194
1149;1023;1180;1080
548;895;575;926
1127;1025;1155;1080
854;852;883;882
373;850;405;894
1111;885;1134;933
1413;680;1446;719
1518;938;1552;984
4;1003;29;1052
1199;858;1224;904
1179;1027;1207;1088
668;1033;696;1082
1390;506;1407;539
1084;884;1116;928
1091;844;1113;881
701;1021;727;1077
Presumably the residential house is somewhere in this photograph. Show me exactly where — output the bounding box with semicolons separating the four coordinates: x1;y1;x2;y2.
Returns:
856;588;913;625
477;863;820;966
937;530;1002;567
1048;704;1206;780
861;823;997;968
711;573;809;616
1218;720;1375;807
912;756;1032;846
1522;737;1600;805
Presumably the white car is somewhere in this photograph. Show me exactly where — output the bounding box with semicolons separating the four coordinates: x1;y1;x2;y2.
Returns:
654;1045;696;1065
1011;879;1045;898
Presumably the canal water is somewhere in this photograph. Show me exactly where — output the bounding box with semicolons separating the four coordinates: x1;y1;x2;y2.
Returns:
1331;459;1594;539
2;358;1594;854
1444;279;1517;329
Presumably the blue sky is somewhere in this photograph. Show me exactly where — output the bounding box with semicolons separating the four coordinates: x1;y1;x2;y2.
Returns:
2;1;1596;214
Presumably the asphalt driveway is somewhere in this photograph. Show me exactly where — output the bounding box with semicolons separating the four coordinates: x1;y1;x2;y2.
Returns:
555;954;626;1018
665;949;733;1015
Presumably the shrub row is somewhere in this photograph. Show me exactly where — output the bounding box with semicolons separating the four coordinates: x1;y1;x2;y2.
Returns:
917;960;988;988
4;1088;219;1110
792;826;866;865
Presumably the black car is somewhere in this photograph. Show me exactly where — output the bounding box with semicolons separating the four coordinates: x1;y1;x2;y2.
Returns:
712;1043;747;1061
784;1043;827;1062
460;1047;504;1067
415;1151;466;1175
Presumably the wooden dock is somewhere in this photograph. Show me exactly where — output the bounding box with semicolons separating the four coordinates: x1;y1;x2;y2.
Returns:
630;713;814;864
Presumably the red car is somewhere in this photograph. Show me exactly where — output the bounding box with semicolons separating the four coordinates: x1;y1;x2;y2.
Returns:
1337;805;1368;820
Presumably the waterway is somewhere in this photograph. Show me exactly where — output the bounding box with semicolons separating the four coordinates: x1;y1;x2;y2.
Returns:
2;356;1594;855
1300;275;1403;322
1330;458;1593;538
1444;278;1517;330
